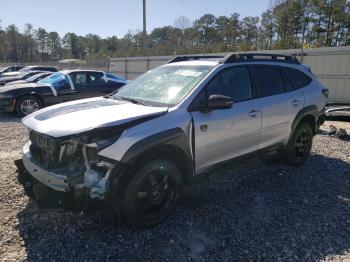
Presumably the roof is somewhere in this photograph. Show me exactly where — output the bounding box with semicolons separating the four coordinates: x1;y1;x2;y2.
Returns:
164;60;220;67
166;53;300;66
60;69;104;74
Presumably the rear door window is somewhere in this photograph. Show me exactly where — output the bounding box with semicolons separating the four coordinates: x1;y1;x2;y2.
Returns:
284;68;311;89
70;72;88;88
253;65;285;97
87;72;105;84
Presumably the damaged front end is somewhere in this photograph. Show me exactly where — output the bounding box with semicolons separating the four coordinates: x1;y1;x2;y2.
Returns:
21;126;123;202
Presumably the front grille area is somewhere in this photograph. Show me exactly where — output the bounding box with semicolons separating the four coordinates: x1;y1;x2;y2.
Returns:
29;131;84;172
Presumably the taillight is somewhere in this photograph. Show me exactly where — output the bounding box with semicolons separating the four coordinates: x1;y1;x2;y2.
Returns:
322;88;329;98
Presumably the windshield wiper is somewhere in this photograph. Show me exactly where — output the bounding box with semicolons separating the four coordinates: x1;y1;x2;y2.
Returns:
116;96;146;106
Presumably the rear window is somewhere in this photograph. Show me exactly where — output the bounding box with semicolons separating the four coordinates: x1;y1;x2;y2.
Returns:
254;65;285;97
284;68;311;89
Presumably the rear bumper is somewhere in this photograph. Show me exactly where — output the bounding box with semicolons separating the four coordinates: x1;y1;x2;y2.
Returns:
22;142;69;192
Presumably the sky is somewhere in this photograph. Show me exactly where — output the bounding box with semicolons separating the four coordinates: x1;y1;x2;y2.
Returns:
0;0;271;38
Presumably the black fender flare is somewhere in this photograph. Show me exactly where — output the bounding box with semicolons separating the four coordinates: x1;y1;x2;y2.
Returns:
290;105;319;138
120;128;194;182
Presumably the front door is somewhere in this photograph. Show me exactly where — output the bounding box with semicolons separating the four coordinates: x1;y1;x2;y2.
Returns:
190;66;262;173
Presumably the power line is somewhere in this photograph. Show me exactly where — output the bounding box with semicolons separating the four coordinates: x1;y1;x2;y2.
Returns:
176;0;207;15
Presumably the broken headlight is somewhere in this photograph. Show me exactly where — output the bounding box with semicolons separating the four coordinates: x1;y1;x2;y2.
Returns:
80;126;123;165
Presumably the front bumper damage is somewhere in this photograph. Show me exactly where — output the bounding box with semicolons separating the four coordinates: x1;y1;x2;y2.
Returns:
20;140;117;208
22;142;70;192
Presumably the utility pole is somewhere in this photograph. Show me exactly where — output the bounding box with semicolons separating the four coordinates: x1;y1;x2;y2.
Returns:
143;0;147;55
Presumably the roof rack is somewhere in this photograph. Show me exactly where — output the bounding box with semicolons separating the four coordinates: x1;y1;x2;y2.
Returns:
219;53;300;64
167;55;224;64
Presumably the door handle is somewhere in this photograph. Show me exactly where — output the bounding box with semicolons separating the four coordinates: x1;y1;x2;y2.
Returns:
291;99;301;107
248;109;260;117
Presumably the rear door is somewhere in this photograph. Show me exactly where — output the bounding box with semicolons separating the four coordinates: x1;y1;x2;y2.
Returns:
69;71;116;99
191;65;262;173
86;71;118;95
251;65;304;149
69;71;91;99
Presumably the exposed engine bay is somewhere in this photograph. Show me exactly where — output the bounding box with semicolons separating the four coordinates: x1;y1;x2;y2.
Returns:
24;127;123;201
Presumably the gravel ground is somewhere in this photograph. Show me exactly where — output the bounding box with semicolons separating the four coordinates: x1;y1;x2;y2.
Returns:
0;113;350;261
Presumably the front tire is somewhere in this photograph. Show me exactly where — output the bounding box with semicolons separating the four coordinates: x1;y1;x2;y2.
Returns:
115;159;182;228
284;123;313;166
15;96;42;117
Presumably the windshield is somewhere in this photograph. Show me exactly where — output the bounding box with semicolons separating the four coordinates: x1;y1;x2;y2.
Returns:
17;72;33;78
113;65;213;106
26;73;45;82
38;72;69;88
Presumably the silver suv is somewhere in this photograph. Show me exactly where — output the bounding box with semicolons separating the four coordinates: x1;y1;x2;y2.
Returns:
19;53;328;228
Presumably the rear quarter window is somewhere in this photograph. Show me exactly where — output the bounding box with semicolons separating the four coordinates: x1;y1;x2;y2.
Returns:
284;68;312;89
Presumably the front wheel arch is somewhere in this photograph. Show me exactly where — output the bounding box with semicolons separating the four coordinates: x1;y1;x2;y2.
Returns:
16;94;45;107
109;144;192;197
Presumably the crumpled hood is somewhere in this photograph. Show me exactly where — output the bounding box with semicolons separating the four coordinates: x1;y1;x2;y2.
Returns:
22;97;168;138
0;83;40;92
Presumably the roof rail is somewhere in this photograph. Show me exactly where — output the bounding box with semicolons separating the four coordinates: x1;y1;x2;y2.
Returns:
219;53;300;64
167;55;224;64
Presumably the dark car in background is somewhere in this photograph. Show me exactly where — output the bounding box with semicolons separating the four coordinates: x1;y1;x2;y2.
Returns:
0;70;127;116
1;65;58;78
0;71;46;86
5;72;53;86
0;66;24;77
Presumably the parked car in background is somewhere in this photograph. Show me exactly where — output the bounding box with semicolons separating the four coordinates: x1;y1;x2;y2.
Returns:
0;66;24;77
1;65;58;78
0;71;45;86
5;72;53;86
0;70;127;116
17;53;327;228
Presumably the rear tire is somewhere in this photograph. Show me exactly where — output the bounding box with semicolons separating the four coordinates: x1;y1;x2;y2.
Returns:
115;159;182;228
284;123;313;166
15;95;42;117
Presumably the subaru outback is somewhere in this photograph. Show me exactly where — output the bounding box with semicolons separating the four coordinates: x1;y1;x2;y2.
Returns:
18;53;328;228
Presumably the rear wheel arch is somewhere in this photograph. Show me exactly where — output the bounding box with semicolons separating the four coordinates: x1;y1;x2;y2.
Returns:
291;105;318;136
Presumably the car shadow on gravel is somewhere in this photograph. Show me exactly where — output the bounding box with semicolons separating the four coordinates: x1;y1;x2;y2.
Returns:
15;153;350;261
0;112;21;123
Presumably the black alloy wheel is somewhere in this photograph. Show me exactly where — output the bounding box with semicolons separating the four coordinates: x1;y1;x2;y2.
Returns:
136;168;177;220
285;123;313;166
116;159;182;228
294;130;312;162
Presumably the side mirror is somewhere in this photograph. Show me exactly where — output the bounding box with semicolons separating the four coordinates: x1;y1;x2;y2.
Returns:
207;94;233;110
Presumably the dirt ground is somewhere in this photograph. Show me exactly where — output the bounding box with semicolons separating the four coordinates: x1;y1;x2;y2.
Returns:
0;113;350;261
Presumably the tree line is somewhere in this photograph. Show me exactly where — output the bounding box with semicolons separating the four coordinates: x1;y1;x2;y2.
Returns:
0;0;349;62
